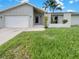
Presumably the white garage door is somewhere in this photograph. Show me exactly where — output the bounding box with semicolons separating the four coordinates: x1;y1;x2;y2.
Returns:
71;16;79;25
5;16;30;28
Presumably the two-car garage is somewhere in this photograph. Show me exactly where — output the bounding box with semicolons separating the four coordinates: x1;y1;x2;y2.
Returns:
0;3;34;28
5;16;30;28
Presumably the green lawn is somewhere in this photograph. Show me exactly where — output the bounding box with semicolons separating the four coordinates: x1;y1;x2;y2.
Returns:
0;26;79;59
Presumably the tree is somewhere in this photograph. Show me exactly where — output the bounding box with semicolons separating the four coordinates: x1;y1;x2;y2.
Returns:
43;0;62;23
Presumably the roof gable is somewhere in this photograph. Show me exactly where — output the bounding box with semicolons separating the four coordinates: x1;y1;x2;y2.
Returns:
0;2;44;13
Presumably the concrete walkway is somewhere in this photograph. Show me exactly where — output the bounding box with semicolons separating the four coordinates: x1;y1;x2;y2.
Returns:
0;28;23;45
0;28;45;45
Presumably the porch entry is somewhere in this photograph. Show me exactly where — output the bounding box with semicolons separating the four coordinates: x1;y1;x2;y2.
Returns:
35;15;42;25
34;15;44;28
35;16;39;24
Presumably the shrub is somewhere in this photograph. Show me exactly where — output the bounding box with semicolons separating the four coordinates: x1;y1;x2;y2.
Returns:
63;19;68;24
44;16;48;28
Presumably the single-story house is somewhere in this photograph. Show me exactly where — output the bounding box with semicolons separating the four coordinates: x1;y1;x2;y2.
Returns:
0;2;44;28
0;2;79;28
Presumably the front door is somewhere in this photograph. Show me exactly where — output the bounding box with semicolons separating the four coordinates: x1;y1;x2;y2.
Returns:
35;16;40;24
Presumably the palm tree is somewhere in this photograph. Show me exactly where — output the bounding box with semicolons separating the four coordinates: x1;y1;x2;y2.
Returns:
43;0;62;23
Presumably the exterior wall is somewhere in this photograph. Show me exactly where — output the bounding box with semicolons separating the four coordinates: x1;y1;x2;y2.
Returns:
1;4;34;27
1;4;33;16
58;16;63;24
39;15;43;25
45;13;51;26
48;24;71;28
71;16;79;25
0;15;5;28
63;13;71;25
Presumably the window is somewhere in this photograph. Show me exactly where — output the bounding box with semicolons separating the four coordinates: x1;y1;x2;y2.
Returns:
55;16;58;23
51;16;58;24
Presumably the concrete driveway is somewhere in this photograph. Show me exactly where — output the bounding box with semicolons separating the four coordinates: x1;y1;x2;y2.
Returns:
0;28;45;45
0;28;23;45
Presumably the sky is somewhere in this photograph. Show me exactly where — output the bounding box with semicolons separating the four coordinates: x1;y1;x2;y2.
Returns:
0;0;79;12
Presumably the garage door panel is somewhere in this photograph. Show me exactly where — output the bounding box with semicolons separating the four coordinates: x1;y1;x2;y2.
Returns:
71;16;79;25
5;16;30;28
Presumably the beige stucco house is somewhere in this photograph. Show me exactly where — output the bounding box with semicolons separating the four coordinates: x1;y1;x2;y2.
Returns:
0;2;44;28
0;2;79;28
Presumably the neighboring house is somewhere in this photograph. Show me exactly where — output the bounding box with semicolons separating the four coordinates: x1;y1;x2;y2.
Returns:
0;2;79;28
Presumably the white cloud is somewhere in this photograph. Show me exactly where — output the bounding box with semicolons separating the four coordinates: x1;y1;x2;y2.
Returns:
67;10;76;12
55;0;64;10
56;0;64;6
69;0;79;4
20;0;29;3
62;6;65;9
69;0;74;4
